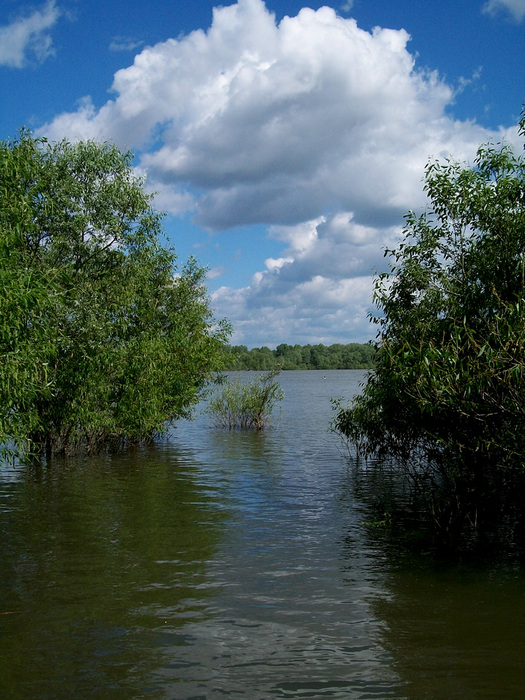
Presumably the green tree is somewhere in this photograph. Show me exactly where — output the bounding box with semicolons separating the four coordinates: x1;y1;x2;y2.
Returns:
0;131;230;460
334;110;525;532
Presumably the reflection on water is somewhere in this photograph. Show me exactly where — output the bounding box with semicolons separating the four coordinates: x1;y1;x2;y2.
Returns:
1;371;525;698
372;555;525;699
0;448;228;699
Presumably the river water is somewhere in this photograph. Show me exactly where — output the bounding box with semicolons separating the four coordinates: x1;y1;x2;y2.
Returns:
1;370;525;699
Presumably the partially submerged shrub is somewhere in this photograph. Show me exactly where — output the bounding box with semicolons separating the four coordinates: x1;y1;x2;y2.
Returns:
207;369;284;430
332;111;525;547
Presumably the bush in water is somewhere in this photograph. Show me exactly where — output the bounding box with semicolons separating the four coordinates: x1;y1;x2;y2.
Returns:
207;369;284;430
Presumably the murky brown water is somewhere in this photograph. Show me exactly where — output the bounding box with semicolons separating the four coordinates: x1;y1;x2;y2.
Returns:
1;371;524;698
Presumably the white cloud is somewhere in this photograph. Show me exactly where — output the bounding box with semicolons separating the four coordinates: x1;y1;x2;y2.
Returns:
212;270;376;346
211;213;400;345
340;1;355;13
206;266;226;280
482;0;525;21
42;0;490;228
109;36;145;53
41;0;514;345
0;0;61;68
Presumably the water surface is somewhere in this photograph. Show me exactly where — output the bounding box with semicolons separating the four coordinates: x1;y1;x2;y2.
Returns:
1;370;524;698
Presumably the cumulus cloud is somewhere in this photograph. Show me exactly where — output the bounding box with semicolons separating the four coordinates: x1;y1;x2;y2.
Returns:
41;0;512;345
42;0;491;228
212;269;376;346
211;213;400;345
0;0;61;68
482;0;525;21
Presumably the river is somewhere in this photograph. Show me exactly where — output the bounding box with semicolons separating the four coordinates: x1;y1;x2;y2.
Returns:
1;370;524;698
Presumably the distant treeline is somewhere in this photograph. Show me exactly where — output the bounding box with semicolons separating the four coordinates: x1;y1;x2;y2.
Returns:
222;343;376;371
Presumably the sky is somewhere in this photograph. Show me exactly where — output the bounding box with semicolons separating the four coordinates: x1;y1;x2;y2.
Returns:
1;0;524;348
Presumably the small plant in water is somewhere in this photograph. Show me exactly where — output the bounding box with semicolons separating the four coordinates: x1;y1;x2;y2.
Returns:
207;369;284;430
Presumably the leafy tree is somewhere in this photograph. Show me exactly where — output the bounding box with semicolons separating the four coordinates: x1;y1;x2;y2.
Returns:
334;110;525;532
0;131;230;460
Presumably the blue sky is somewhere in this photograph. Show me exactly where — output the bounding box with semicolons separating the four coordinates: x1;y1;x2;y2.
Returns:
1;0;524;347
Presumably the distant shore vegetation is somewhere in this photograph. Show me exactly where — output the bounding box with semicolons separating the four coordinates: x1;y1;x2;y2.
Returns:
222;342;376;371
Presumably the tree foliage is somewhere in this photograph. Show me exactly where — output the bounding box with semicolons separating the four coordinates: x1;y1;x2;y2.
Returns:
223;342;376;370
0;131;230;460
334;110;525;534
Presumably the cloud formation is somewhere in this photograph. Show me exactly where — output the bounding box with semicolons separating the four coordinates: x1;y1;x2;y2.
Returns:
212;213;401;343
0;0;61;68
43;1;490;228
109;36;145;53
41;0;515;345
482;0;525;22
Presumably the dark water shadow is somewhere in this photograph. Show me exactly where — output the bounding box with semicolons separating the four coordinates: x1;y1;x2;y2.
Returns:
0;442;229;699
337;457;525;700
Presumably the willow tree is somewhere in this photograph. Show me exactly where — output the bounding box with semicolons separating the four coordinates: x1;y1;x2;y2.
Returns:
0;131;230;460
334;110;525;533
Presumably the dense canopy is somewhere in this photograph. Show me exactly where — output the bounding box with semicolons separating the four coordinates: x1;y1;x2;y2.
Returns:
334;109;525;537
0;132;230;460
